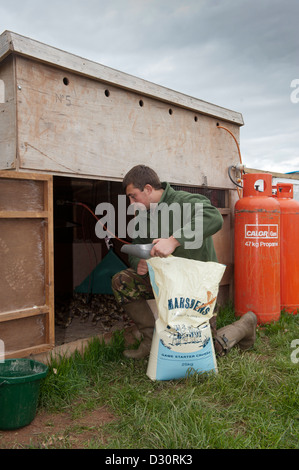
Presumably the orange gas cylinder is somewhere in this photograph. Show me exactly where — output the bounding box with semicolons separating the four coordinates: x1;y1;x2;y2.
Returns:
234;173;280;324
274;183;299;314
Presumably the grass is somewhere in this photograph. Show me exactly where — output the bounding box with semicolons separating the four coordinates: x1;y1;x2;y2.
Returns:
37;306;299;449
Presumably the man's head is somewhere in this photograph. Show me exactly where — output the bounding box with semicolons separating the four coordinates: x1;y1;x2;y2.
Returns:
123;165;163;209
122;165;162;191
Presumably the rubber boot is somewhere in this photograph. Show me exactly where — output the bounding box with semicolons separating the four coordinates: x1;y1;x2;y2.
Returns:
214;311;257;356
123;299;155;359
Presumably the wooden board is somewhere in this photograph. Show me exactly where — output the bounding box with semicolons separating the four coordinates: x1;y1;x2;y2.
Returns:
0;55;16;170
0;30;244;126
213;208;234;300
13;56;241;188
0;171;54;358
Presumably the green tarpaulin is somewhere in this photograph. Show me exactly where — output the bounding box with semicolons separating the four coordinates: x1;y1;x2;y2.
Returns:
75;249;127;295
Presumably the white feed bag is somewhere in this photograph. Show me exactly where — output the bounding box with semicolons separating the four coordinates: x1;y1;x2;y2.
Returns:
146;257;225;381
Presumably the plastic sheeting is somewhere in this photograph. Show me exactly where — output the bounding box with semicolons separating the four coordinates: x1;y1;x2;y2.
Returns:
75;249;127;295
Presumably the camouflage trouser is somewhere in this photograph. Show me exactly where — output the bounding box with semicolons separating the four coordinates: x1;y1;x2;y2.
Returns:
112;268;224;354
112;268;154;305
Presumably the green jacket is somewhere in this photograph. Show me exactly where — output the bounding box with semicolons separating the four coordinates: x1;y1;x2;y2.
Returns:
128;182;223;271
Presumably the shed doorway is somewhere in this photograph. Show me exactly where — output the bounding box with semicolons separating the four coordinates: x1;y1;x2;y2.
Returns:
53;176;132;346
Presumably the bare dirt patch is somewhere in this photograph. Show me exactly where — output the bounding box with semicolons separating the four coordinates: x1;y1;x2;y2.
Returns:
0;405;116;449
0;327;138;449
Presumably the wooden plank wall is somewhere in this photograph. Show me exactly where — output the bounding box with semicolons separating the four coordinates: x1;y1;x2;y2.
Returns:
0;55;16;170
12;56;241;188
0;171;54;358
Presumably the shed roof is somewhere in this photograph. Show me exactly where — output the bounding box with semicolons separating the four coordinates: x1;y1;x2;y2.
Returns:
0;30;244;126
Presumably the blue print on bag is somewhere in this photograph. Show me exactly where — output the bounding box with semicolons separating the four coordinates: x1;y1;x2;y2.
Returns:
155;335;216;381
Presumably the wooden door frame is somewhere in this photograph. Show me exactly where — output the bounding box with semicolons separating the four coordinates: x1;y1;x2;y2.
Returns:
0;170;54;358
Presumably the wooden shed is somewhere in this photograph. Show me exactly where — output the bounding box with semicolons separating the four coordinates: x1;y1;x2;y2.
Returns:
0;31;244;359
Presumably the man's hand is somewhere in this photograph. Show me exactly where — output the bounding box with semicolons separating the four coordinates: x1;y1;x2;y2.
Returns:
136;237;180;274
137;259;149;275
150;236;180;258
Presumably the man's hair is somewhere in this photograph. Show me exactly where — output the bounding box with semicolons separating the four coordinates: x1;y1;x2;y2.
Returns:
122;165;162;191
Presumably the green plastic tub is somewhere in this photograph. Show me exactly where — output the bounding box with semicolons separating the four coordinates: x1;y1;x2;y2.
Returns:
0;358;48;430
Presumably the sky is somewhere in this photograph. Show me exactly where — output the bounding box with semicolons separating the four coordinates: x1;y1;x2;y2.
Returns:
1;0;299;174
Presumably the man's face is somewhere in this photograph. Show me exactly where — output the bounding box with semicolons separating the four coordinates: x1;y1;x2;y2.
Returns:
126;183;151;210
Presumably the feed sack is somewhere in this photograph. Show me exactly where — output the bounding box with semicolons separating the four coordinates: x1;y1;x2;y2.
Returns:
146;257;225;381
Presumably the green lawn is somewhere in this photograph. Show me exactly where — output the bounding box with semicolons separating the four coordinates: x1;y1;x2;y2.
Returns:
38;307;299;449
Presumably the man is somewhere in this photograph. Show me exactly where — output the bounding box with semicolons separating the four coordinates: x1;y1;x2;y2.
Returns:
112;165;257;359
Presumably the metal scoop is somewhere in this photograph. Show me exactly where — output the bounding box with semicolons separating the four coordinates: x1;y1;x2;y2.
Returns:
121;243;154;259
